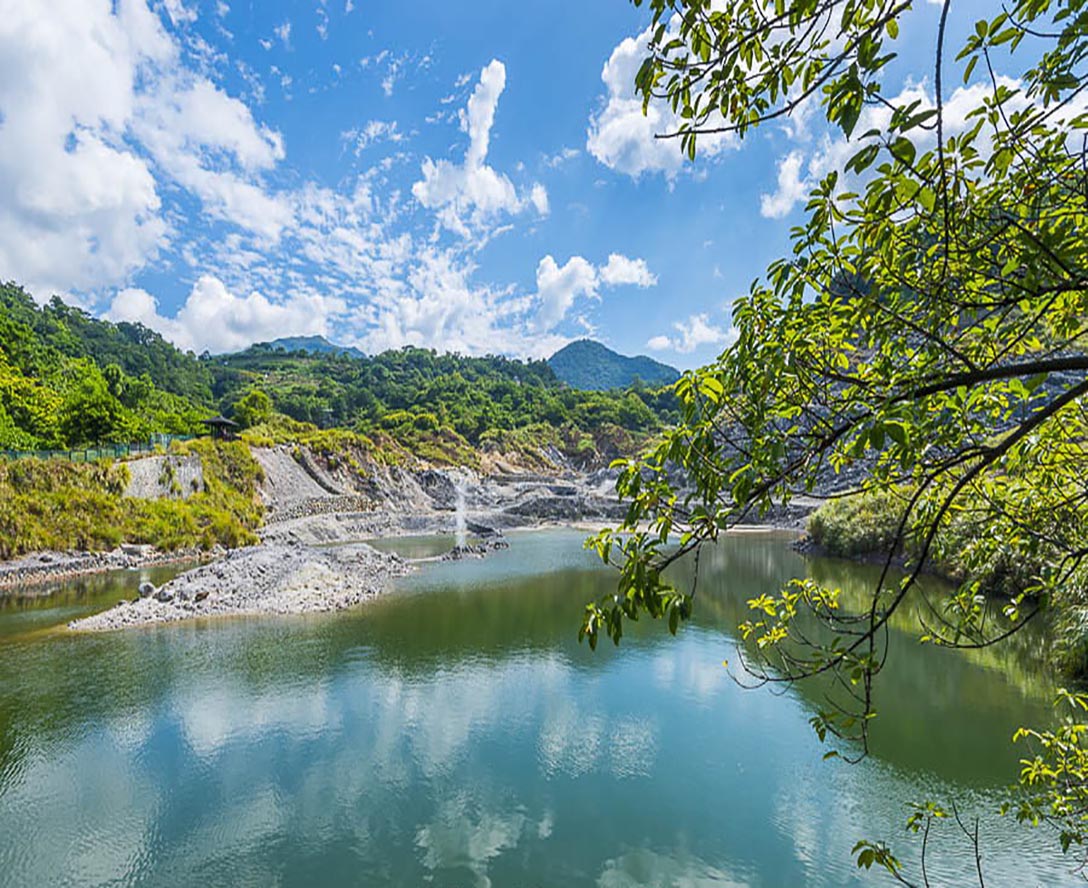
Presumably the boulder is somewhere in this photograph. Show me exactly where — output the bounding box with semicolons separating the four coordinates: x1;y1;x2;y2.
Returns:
137;581;157;598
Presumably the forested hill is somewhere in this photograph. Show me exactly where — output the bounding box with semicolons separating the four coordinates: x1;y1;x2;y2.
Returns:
256;336;365;358
0;282;678;452
547;340;680;390
0;282;209;449
214;343;678;442
0;283;213;403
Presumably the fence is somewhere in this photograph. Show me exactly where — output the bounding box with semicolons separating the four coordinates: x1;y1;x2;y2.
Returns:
0;434;196;463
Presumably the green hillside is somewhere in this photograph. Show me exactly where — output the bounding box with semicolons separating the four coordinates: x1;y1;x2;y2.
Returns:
214;343;678;444
547;340;680;390
0;283;208;449
0;282;678;454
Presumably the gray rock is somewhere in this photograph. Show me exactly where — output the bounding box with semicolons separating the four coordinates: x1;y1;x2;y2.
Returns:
138;581;157;598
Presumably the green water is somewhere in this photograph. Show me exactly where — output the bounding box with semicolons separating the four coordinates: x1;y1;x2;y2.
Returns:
0;530;1073;886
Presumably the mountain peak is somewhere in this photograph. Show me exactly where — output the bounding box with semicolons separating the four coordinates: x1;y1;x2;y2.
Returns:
257;336;365;358
547;339;679;390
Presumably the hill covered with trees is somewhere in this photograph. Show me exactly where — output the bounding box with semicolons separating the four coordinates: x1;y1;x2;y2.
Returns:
255;336;366;358
0;283;208;449
547;339;679;390
0;282;678;457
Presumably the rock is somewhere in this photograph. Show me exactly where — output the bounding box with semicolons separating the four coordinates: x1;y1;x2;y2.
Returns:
194;590;210;602
39;553;54;563
466;521;500;537
138;581;157;598
154;588;174;603
443;544;487;561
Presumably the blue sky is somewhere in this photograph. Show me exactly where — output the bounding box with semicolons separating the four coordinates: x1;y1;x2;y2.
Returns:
0;0;976;365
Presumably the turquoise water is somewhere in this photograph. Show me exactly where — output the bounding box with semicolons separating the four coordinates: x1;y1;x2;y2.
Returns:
0;530;1073;886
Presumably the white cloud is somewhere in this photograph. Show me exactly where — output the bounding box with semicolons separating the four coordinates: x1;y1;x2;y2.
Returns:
587;25;737;180
533;253;656;332
274;20;291;48
534;256;599;333
107;275;346;353
364;49;431;98
0;3;653;360
350;248;567;359
758;77;1042;218
161;0;198;26
343;120;404;154
412;60;547;237
647;313;734;354
0;0;172;297
600;253;656;287
0;0;299;300
132;70;292;240
544;147;579;168
528;182;549;216
760;150;807;219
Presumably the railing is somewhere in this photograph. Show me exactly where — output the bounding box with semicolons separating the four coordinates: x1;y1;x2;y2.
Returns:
0;434;196;463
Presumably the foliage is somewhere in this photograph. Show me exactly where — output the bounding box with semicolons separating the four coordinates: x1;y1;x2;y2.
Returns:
0;284;208;448
0;281;676;460
231;389;273;429
807;489;907;559
214;343;676;445
0;282;214;403
57;372;133;448
584;0;1088;880
0;440;262;558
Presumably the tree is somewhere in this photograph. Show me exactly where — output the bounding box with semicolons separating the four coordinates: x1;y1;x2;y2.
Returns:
102;363;124;400
231;389;273;429
583;0;1088;880
58;377;128;448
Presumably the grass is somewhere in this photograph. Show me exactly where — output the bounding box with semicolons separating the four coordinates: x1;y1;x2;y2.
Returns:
0;439;264;559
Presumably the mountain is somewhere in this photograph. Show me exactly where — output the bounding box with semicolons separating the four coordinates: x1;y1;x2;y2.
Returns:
257;336;365;358
547;340;680;391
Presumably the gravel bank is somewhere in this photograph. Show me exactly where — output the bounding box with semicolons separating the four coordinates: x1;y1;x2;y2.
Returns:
0;545;215;592
69;541;409;631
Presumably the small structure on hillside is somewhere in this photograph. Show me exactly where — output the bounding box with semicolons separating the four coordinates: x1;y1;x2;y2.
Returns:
201;415;239;441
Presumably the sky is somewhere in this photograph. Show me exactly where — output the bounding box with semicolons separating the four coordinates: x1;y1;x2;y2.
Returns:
0;0;972;366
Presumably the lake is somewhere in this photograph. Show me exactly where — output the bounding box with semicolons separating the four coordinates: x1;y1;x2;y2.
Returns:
0;529;1074;886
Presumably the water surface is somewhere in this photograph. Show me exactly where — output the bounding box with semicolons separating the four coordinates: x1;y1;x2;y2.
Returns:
0;530;1072;886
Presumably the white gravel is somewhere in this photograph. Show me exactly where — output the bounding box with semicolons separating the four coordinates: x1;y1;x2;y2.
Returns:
69;541;410;631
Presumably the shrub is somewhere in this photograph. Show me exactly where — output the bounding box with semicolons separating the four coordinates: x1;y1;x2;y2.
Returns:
806;488;907;559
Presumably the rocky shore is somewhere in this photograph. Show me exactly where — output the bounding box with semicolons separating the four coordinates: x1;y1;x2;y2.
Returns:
0;443;820;633
61;449;622;631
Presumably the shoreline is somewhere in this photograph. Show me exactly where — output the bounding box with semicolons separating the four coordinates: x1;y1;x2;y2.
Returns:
0;545;219;594
9;513;808;634
62;512;595;632
0;456;815;632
